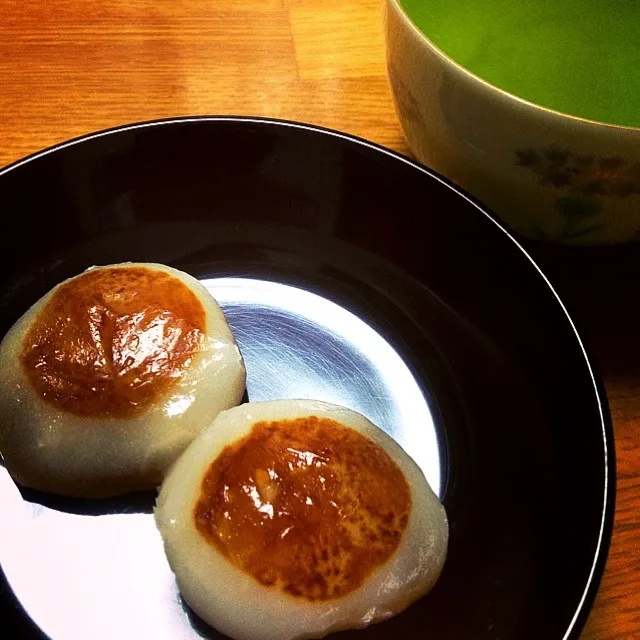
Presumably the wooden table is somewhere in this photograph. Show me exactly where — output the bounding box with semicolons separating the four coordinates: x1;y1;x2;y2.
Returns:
1;2;638;638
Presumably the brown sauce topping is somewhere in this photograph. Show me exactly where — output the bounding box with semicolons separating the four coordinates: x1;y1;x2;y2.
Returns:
194;416;411;601
21;266;206;418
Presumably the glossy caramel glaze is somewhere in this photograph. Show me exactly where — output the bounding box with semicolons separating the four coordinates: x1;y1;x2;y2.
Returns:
21;266;206;417
194;416;411;601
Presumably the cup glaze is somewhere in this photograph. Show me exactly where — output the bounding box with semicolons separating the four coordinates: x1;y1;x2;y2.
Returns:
385;0;640;244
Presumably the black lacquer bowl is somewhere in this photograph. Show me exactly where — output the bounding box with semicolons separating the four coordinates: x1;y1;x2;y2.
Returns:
0;118;614;640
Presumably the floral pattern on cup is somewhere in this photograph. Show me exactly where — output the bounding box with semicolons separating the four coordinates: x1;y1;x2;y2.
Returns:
514;146;640;240
515;147;640;198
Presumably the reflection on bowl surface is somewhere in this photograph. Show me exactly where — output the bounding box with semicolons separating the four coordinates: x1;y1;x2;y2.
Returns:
209;277;441;494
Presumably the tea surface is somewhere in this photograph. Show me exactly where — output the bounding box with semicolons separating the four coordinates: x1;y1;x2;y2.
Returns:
401;0;640;127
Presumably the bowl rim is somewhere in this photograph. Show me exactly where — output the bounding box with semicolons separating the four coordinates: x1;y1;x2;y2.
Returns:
0;115;616;640
385;0;640;132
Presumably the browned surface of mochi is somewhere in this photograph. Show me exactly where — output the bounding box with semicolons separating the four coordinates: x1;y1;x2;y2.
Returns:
194;415;411;601
21;266;206;418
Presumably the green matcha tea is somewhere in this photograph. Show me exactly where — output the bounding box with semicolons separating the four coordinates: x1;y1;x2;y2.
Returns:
401;0;640;127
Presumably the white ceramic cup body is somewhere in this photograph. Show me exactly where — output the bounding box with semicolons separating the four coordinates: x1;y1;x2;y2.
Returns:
385;0;640;244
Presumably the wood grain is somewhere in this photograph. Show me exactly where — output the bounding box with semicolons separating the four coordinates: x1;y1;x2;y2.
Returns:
580;378;640;640
0;0;408;166
0;1;638;639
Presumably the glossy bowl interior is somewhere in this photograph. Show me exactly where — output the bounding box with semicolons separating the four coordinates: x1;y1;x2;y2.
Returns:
0;118;614;640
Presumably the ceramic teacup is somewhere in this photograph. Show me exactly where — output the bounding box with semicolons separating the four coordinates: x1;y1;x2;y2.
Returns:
385;0;640;245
